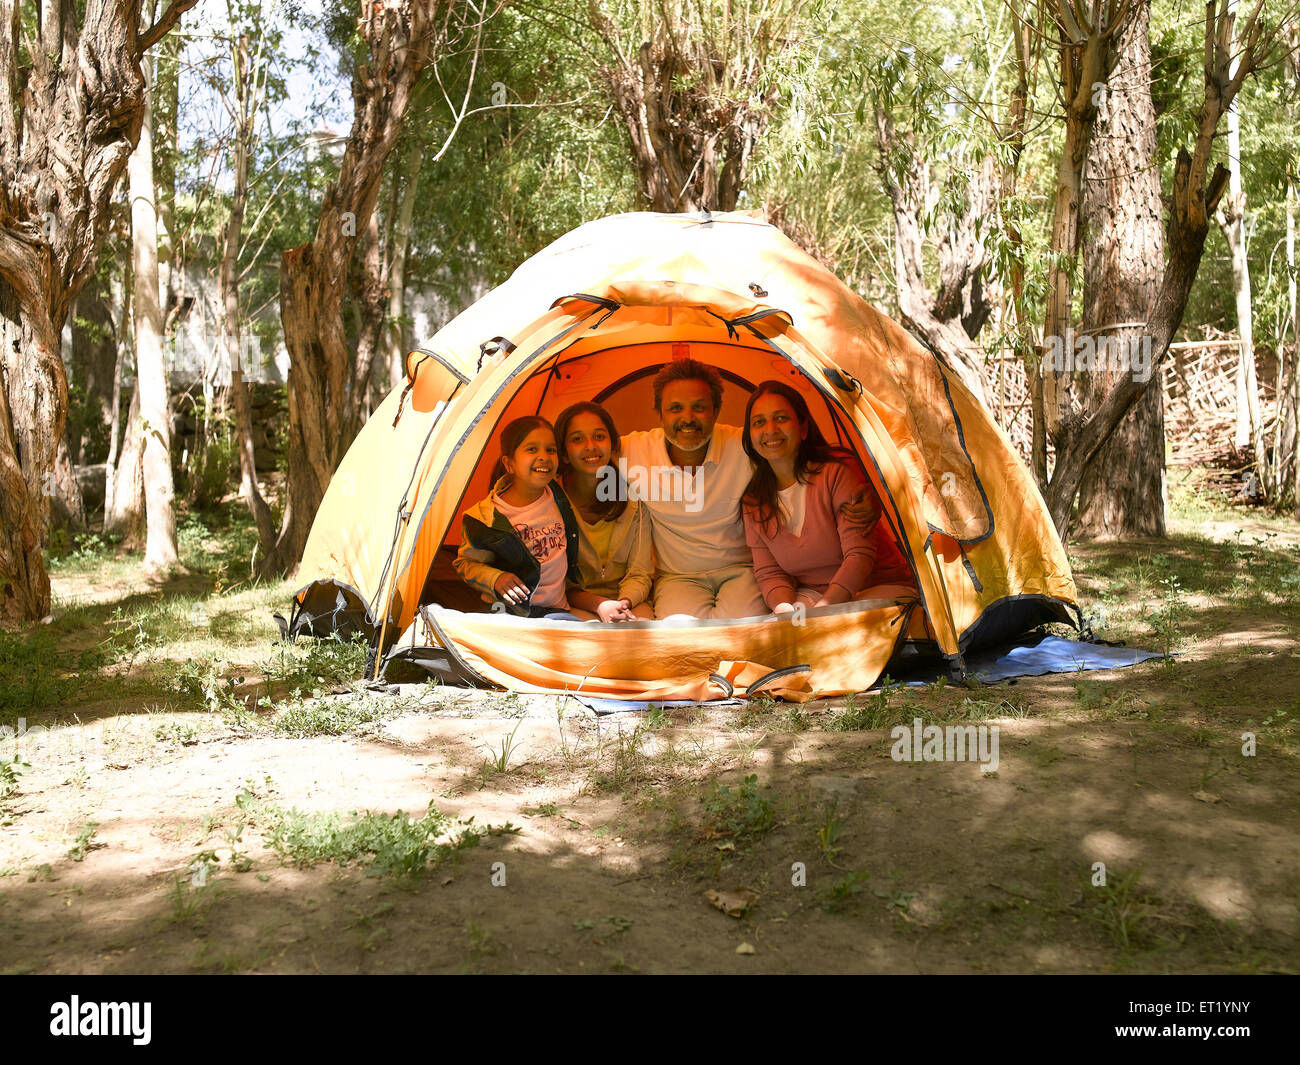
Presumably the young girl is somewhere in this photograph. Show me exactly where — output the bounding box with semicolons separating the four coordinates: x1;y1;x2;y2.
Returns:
454;416;582;619
554;402;654;622
741;380;912;612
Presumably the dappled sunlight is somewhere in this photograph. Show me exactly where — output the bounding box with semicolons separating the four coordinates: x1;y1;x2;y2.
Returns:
1080;830;1143;864
3;686;1298;972
5;487;1299;972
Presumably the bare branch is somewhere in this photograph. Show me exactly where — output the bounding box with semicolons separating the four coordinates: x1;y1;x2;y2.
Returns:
140;0;200;54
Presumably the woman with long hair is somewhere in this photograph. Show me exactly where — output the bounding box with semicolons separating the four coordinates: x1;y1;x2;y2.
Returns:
741;380;901;613
554;401;654;622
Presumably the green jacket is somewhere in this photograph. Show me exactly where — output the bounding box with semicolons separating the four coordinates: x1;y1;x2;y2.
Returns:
454;479;582;616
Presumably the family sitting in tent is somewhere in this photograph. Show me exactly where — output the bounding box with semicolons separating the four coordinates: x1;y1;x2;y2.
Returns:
454;358;912;621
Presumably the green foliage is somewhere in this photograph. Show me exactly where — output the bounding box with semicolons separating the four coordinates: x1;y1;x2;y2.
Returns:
0;628;108;721
826;680;898;731
170;633;373;728
1143;574;1191;664
819;869;871;914
176;408;238;511
52;531;121;565
394;3;635;310
175;510;261;586
261;633;370;695
272;693;399;738
63;369;112;466
482;718;526;774
700;774;775;842
1087;867;1177;953
734;694;814;733
155;720;199;746
245;792;500;879
593;724;651;792
66;822;100;862
171;655;252;716
815;798;847;866
0;755;28;802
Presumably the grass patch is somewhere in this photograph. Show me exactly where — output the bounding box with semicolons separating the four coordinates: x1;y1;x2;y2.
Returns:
1086;867;1181;954
818;869;871;914
272;692;405;738
699;773;775;843
0;627;111;721
825;683;898;732
815;798;848;867
66;822;101;862
0;755;26;802
242;790;517;879
592;724;653;793
481;718;526;775
735;695;811;733
261;634;370;696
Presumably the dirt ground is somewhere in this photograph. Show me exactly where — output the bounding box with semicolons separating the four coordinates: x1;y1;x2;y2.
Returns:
2;514;1298;974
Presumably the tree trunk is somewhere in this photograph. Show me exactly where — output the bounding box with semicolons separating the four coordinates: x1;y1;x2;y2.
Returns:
1284;179;1299;507
262;1;443;577
873;107;996;409
154;29;179;317
1036;3;1120;491
1220;0;1261;454
222;31;276;549
0;0;197;621
350;206;387;441
1073;3;1167;539
1042;0;1270;534
51;439;87;532
104;266;131;523
129;55;178;572
105;384;146;548
587;2;789;213
0;285;60;624
384;138;422;391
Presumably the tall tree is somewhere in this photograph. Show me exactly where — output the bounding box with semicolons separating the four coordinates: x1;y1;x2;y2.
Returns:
1290;177;1300;508
129;33;179;572
1040;0;1277;535
261;0;455;576
382;138;424;391
1034;0;1132;490
103;258;134;532
586;0;806;212
1072;0;1167;538
219;11;278;551
1219;0;1261;454
0;0;196;624
867;10;1039;411
105;384;146;543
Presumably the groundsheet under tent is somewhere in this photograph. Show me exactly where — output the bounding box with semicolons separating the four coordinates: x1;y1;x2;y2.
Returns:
571;636;1163;716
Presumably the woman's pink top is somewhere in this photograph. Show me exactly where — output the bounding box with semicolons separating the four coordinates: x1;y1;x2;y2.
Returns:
742;460;878;608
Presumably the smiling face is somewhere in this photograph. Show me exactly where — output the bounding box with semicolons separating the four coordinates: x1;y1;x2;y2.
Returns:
748;391;807;466
563;411;614;478
659;378;718;456
502;426;559;492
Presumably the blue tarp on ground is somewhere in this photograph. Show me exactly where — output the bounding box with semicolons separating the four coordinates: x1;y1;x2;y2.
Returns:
573;636;1163;715
954;634;1162;684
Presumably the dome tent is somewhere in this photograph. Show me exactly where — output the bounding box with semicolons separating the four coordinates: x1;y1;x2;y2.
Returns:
288;211;1080;701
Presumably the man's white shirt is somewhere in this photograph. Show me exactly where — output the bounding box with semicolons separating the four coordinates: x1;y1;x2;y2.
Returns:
619;424;755;576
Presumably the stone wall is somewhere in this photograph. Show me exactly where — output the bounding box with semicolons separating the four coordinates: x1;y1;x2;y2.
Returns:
171;381;286;475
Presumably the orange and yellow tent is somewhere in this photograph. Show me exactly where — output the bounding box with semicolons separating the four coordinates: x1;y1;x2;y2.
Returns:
289;211;1079;701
